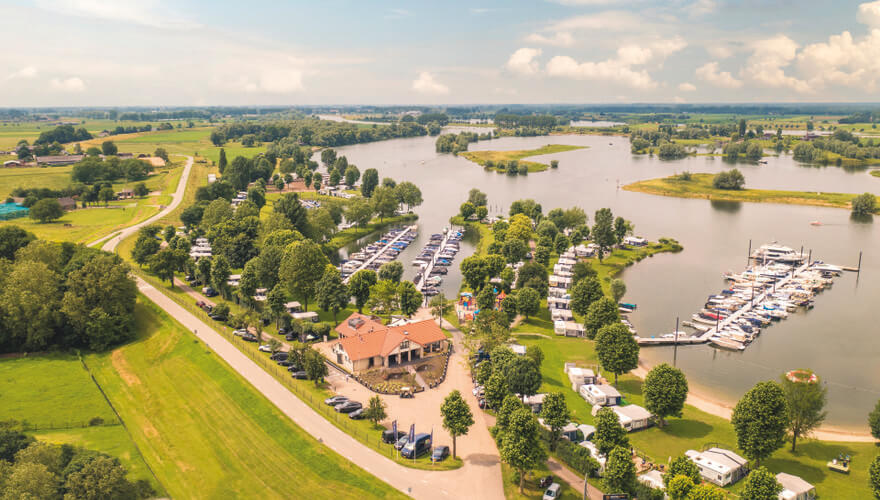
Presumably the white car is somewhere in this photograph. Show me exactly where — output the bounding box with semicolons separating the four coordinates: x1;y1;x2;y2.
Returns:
258;345;272;352
233;329;248;336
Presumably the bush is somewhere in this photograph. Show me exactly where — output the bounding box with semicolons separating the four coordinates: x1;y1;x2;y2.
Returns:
676;171;692;181
851;193;876;216
712;169;745;190
556;439;600;477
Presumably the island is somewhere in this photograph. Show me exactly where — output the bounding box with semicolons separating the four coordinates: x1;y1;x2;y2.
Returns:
459;144;585;173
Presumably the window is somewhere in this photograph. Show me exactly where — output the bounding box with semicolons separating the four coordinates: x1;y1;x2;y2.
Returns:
400;340;410;350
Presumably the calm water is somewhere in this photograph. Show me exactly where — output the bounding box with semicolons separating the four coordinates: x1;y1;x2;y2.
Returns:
325;131;879;429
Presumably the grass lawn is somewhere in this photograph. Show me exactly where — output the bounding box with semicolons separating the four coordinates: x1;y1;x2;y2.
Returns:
511;334;879;499
0;200;161;243
624;173;878;213
0;166;75;196
460;144;585;173
85;297;406;499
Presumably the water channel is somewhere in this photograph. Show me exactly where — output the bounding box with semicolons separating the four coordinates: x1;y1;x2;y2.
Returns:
322;129;880;430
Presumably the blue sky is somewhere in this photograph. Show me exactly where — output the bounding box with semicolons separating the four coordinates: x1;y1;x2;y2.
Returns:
2;0;880;105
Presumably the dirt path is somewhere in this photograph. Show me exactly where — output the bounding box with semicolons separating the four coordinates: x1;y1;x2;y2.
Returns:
546;458;605;500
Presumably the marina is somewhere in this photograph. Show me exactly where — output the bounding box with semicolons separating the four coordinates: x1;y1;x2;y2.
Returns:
412;227;463;296
635;243;844;350
340;225;417;283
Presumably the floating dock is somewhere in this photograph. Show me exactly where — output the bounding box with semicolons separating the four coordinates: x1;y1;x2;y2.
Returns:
341;225;416;284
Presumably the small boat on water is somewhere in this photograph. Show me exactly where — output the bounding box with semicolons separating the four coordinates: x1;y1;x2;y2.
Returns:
710;336;746;351
810;220;822;226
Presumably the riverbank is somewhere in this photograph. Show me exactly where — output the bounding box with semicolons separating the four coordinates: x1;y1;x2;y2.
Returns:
624;173;878;212
459;144;585;173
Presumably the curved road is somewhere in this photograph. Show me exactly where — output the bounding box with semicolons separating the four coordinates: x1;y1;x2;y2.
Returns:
102;155;504;499
90;155;194;251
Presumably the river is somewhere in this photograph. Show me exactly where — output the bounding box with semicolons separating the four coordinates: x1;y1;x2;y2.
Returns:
322;130;879;430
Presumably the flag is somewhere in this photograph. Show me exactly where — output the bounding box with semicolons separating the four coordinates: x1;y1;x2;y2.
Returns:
392;420;397;438
408;423;415;443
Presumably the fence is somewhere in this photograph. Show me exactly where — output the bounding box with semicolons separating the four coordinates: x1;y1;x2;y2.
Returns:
16;420;122;432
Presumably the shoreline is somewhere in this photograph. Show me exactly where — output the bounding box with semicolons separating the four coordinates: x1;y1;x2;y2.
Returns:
632;361;875;443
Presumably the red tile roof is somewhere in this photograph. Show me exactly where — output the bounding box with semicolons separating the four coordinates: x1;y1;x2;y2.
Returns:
334;314;447;361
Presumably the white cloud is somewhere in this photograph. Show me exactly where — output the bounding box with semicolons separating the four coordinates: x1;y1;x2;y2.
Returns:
35;0;199;30
798;29;880;90
506;48;543;75
411;72;449;95
545;38;685;89
744;35;810;92
707;45;734;59
691;0;717;16
547;0;624;5
548;11;642;32
50;76;86;92
7;66;37;80
678;82;696;91
857;0;880;28
525;32;575;47
695;61;743;88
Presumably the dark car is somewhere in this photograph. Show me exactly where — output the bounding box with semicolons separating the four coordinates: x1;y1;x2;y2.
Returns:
278;327;291;335
208;314;226;322
335;401;362;414
292;371;308;379
286;365;301;372
202;287;218;297
285;333;296;341
539;475;554;489
242;333;258;342
348;408;365;420
401;433;432;459
325;395;348;406
270;352;287;361
382;430;405;444
431;445;449;462
277;360;293;367
189;279;202;287
394;435;410;451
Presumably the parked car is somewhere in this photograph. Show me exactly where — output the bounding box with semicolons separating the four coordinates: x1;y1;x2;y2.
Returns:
325;395;348;406
258;345;272;352
335;401;362;413
287;365;302;373
394;435;409;451
233;329;248;337
431;445;449;462
278;327;291;335
208;314;226;322
189;279;202;287
382;430;405;444
478;398;487;409
277;360;293;367
539;476;554;489
348;408;365;420
292;371;307;379
242;333;258;342
401;433;432;459
285;333;296;341
399;387;414;398
542;483;561;500
202;286;218;297
270;352;287;361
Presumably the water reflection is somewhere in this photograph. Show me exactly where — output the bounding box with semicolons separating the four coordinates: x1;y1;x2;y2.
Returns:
709;200;742;213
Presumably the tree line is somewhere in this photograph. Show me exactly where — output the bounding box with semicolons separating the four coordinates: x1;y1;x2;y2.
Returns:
210;118;429;148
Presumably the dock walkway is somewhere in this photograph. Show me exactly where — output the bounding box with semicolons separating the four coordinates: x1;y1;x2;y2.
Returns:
414;228;451;293
342;225;415;284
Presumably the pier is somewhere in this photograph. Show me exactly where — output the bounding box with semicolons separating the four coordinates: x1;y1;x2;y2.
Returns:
341;225;416;284
637;261;815;346
414;228;452;293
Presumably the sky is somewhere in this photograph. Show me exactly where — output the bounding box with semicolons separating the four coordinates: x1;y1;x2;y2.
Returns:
2;0;880;106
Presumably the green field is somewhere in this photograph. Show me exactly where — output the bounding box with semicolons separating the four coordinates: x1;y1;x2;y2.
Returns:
460;144;585;173
82;298;404;499
0;201;162;243
511;334;878;499
624;173;877;212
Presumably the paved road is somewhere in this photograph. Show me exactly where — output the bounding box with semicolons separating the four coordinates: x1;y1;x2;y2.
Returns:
92;155;193;250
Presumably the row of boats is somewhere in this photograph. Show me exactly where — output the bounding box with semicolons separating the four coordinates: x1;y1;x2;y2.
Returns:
412;228;463;296
681;259;841;351
339;226;417;279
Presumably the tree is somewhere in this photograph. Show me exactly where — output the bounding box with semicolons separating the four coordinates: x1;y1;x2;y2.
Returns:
499;408;546;493
595;322;639;385
852;192;877;216
780;370;827;451
218;148;227;172
316;266;348;325
870;455;880;499
485;370;509;410
149;248;185;285
501;238;528;264
29;198;64;223
394;181;422;211
247;186;266;209
64;455;138;500
367;279;398;317
667;475;695;500
364;395;387;426
525;345;543;369
731;381;788;465
378;261;404;283
397;281;422;317
870;399;880;441
468;188;487;206
506;214;533;244
344;165;361;187
459;201;476;219
712;169;746;190
348;269;377;313
610;279;627;303
210;254;231;298
505;356;542;397
345;198;373;228
201;198;234;229
664;455;702;488
516;287;540;319
572;261;597;284
687;484;725;500
441;390;475;459
570;277;604;317
267;285;287;327
584;297;621;340
361;168;379;197
539;392;569;451
592;208;616;259
741;466;782;500
2;462;60;499
303;348;328;385
131;232;160;267
273;193;308;233
0;226;35;260
429;293;449;326
133;182;149;197
163;225;176;242
279;240;330;311
101;140;118;155
321;148;337;166
371;186;398;221
605;446;636;495
460;255;488;291
644;363;688;426
0;426;34;462
594;407;629;456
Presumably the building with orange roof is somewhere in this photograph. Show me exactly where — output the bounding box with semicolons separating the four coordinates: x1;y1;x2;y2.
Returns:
331;313;448;372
